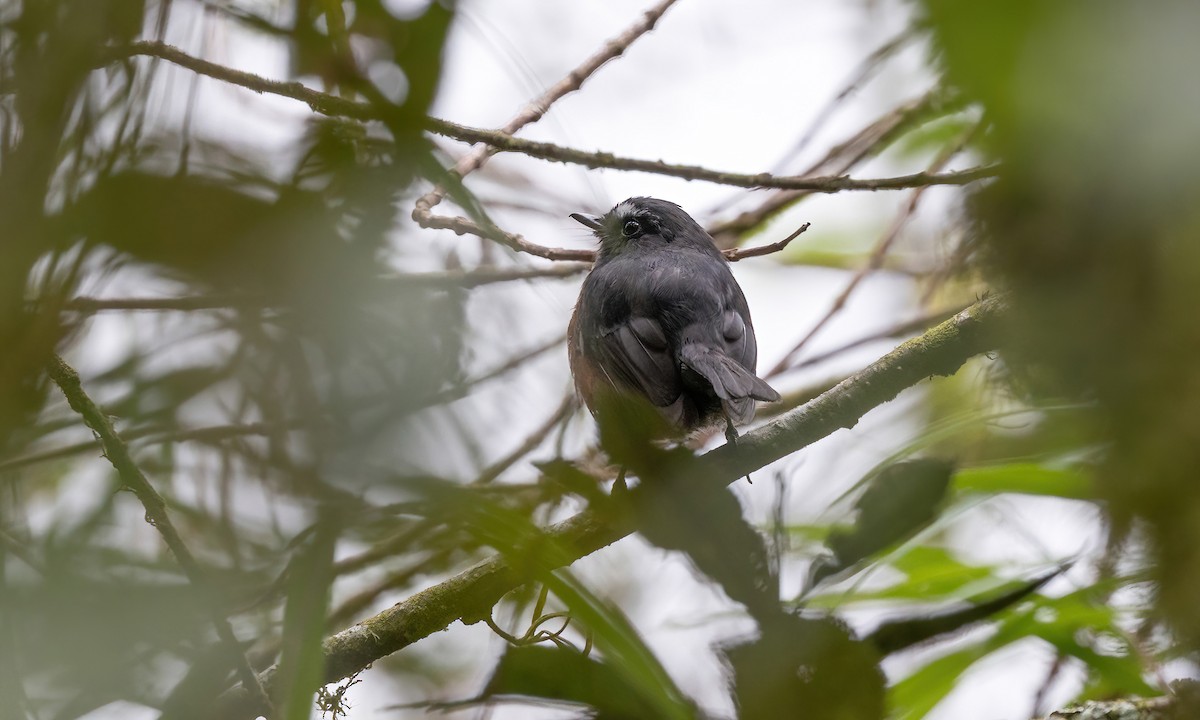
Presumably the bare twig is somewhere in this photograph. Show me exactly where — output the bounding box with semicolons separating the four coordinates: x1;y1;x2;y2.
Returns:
412;0;682;216
108;41;378;119
709;91;958;243
0;422;285;474
0;527;43;575
784;303;970;372
102;44;992;200
474;394;576;485
723;222;810;261
57;265;590;315
429;117;997;194
765;121;984;377
767;30;916;176
104;43;988;265
414;334;568;417
47;356;272;713
415;212;595;262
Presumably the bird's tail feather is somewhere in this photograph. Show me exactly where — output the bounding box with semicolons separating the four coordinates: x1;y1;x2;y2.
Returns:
680;345;780;424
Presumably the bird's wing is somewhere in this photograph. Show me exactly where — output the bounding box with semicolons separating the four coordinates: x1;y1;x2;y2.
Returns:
595;315;681;408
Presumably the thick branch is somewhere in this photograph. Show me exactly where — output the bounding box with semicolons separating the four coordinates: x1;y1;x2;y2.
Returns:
216;296;1005;719
1045;696;1173;719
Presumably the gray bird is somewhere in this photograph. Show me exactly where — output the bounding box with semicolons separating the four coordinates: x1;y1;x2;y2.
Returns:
568;197;780;442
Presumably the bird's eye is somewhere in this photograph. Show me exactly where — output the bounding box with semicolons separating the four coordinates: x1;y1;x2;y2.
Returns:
622;219;643;238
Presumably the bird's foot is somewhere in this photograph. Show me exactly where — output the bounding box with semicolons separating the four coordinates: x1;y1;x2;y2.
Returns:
724;418;740;447
612;468;628;496
725;418;753;484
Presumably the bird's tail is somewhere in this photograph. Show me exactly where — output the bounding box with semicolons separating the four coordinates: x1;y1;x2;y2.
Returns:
680;344;780;424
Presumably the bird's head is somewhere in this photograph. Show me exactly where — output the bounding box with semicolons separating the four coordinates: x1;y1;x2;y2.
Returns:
571;197;719;262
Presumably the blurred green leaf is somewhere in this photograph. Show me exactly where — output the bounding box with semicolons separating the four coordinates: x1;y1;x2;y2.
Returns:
724;615;884;720
805;546;999;608
276;517;339;720
953;462;1094;500
630;453;779;623
810;458;955;586
483;645;661;719
889;636;1000;720
890;575;1158;719
542;571;697;720
890;114;979;161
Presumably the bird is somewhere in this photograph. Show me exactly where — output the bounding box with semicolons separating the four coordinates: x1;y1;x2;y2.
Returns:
568;197;780;446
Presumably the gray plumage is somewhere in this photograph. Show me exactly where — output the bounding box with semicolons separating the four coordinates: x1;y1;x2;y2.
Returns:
569;197;779;434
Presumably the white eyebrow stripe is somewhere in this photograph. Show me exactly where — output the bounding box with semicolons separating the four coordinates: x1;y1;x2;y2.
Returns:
613;201;635;218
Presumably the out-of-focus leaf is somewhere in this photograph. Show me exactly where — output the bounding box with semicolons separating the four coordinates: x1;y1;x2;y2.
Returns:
591;395;779;621
630;454;779;623
810;458;955;586
415;481;696;720
889;574;1157;719
890;114;978;160
67;172;348;297
1017;587;1157;698
723;615;884;720
482;645;659;719
953;462;1094;500
160;643;243;720
889;636;1000;720
536;458;607;505
867;565;1067;654
804;546;999;608
275;516;339;720
542;571;697;720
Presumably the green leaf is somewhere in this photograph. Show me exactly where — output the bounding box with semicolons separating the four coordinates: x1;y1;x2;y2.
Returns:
805;546;1000;608
953;463;1094;500
483;645;660;718
542;570;697;720
811;459;955;586
277;517;340;720
889;636;1004;720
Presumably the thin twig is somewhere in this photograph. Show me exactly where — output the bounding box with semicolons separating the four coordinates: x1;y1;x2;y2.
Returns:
427;333;567;409
101;43;985;264
767;29;916;176
429;117;997;193
412;0;682;216
0;527;43;575
784;303;970;372
102;44;992;199
46;356;272;713
108;41;378;119
709;90;958;243
765;121;984;377
723;222;810;261
417;210;811;263
474;395;576;485
0;422;284;474
415;212;596;262
57;265;591;315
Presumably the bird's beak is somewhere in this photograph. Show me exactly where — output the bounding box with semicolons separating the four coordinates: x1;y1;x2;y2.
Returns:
570;212;603;231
